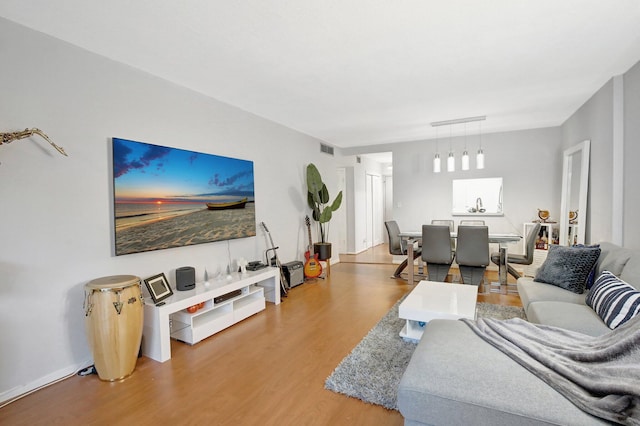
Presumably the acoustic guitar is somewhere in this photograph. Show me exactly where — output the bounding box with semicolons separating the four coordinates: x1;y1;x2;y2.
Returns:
304;216;322;278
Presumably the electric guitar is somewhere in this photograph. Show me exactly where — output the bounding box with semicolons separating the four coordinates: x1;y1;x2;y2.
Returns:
304;216;322;278
260;222;288;296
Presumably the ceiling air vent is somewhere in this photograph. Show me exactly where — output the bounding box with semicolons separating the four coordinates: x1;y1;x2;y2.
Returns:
320;143;334;156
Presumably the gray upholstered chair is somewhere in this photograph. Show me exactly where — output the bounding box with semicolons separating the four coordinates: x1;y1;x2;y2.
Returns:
491;222;541;280
385;220;422;278
431;219;455;254
421;224;455;282
459;219;485;226
456;225;490;286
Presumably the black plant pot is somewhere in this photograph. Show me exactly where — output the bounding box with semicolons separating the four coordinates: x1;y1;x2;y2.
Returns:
313;242;332;261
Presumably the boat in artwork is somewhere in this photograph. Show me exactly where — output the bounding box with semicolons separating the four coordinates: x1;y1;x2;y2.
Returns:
206;198;248;210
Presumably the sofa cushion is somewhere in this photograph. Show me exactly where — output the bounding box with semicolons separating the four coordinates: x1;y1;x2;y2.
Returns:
586;271;640;329
534;244;601;293
397;319;608;425
620;255;640;291
526;301;610;336
596;242;633;278
517;277;586;311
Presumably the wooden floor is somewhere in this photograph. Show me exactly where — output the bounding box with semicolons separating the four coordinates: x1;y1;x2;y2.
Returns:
0;246;520;425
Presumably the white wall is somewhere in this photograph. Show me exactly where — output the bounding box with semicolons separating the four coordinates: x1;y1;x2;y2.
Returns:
346;127;562;243
561;79;614;244
623;60;640;249
561;58;640;248
0;18;337;400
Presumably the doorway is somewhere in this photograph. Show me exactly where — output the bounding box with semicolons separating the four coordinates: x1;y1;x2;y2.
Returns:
365;173;384;249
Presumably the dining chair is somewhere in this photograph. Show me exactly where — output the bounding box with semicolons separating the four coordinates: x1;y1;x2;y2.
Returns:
459;220;485;226
490;222;541;280
385;220;422;278
431;219;455;254
456;225;490;287
421;224;455;282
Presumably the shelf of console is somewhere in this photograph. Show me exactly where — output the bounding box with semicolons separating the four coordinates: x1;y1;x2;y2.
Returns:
170;286;265;344
142;267;280;362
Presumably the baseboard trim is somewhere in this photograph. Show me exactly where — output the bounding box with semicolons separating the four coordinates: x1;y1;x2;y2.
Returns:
0;358;92;406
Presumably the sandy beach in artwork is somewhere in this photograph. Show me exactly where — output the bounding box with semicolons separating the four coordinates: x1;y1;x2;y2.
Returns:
115;204;256;255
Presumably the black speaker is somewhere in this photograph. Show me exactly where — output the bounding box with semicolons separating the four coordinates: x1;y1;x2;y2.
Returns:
176;266;195;291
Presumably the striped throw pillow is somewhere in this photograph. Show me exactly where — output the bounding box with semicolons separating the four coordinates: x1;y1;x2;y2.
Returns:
586;271;640;329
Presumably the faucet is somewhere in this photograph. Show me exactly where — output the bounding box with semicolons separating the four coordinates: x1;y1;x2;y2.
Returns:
476;197;485;213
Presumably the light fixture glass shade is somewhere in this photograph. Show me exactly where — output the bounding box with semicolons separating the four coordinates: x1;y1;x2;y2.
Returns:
433;153;441;173
461;150;469;170
447;152;455;172
477;148;485;169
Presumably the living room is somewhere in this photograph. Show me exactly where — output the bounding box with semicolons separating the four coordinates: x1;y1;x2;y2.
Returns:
1;3;640;424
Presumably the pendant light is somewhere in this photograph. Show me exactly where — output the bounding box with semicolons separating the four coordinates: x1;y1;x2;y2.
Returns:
433;126;441;173
447;124;455;172
476;120;485;169
461;123;470;170
430;115;486;172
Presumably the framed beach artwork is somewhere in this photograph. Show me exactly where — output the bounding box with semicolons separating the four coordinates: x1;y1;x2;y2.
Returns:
112;137;256;255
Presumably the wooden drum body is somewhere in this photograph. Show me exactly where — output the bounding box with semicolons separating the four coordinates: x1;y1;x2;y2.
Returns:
84;275;144;381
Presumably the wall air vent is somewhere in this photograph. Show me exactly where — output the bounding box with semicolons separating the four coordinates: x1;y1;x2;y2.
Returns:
320;143;334;156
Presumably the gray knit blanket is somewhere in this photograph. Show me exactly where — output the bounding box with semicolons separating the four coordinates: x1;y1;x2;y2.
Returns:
462;314;640;425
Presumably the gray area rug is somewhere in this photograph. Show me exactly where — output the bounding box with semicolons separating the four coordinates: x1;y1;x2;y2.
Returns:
324;299;526;410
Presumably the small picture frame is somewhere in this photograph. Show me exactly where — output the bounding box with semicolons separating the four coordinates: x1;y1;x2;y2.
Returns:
144;273;173;304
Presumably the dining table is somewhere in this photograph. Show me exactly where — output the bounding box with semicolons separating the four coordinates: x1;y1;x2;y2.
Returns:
399;231;522;291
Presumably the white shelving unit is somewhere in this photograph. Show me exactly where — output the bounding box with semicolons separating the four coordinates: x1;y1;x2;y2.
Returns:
142;267;280;362
169;284;265;344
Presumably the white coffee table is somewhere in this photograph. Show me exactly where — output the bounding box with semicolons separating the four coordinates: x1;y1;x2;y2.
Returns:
399;280;478;341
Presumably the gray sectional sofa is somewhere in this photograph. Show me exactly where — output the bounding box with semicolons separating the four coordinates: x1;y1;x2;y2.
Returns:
397;242;640;426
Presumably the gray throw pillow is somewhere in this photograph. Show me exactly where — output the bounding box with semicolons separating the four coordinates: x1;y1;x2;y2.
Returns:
534;244;601;293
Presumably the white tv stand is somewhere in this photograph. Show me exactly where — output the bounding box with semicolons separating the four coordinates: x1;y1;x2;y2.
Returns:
142;267;280;362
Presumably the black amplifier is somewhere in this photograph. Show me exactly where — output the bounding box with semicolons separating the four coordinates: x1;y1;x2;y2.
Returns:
282;261;304;288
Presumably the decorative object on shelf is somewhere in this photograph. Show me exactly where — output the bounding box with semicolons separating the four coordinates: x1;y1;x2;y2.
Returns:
538;209;550;223
431;116;486;172
569;210;578;224
237;258;248;274
0;128;68;156
306;163;343;260
143;272;174;304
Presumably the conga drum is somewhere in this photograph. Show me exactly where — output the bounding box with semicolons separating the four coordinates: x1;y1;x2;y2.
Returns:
84;275;144;381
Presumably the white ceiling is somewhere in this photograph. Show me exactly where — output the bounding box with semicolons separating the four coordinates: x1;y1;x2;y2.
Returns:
2;1;640;148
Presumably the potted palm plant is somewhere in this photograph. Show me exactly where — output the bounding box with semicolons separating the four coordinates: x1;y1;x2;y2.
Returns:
306;163;342;260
